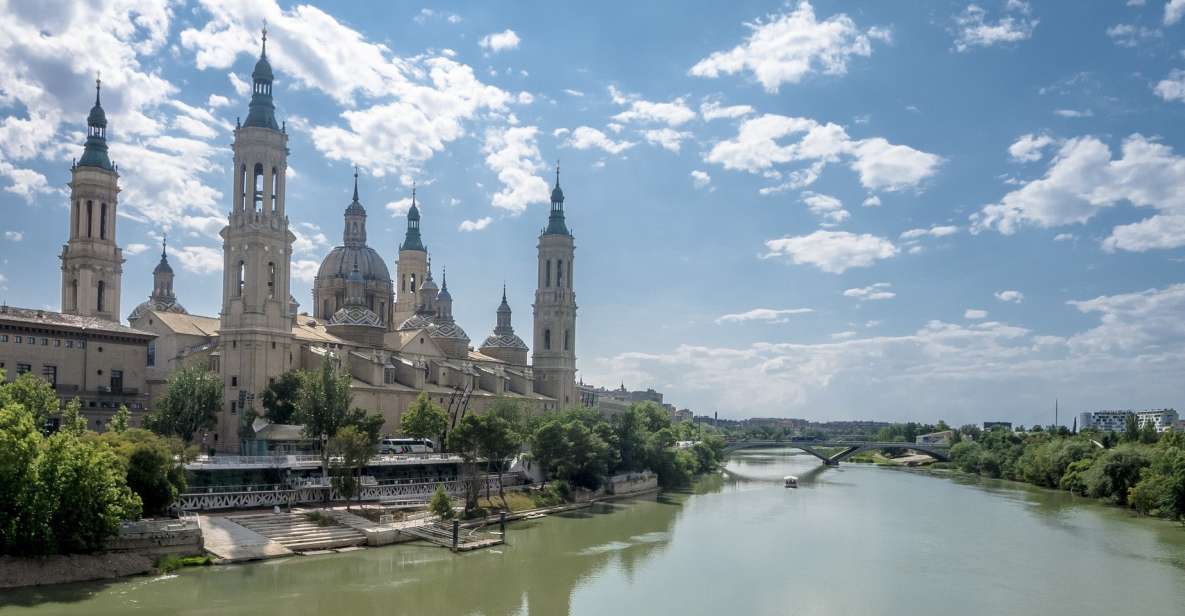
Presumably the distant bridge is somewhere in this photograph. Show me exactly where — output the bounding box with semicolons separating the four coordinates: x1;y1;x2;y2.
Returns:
723;440;951;465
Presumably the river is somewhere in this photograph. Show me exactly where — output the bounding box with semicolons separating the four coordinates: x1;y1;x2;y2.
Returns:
3;448;1184;615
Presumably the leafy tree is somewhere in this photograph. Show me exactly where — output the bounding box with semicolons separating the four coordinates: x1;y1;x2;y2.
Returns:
261;371;302;424
1139;419;1159;445
401;392;447;444
0;371;60;426
1124;413;1140;443
475;399;524;505
1083;445;1150;505
0;401;42;554
447;414;484;512
294;359;355;440
430;484;453;519
327;425;378;509
111;404;130;433
146;365;221;442
59;397;86;436
529;412;615;490
90;428;188;517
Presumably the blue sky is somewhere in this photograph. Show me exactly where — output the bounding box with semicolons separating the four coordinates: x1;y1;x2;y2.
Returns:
2;0;1185;426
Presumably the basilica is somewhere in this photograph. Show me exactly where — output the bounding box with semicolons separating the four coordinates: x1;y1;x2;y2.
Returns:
47;32;578;452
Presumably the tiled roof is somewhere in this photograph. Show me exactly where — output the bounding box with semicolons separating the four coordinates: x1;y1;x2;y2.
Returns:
0;305;154;338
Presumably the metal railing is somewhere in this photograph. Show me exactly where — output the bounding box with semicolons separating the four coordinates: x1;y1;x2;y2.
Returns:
186;452;463;468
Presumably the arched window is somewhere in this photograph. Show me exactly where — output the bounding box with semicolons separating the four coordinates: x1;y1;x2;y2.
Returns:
564;329;570;351
97;280;105;312
544;329;551;351
267;262;276;298
253;164;264;212
410;273;417;293
86;201;93;238
545;260;552;287
557;259;563;287
236;261;245;297
99;203;107;239
271;167;279;213
239;164;247;210
322;299;330;317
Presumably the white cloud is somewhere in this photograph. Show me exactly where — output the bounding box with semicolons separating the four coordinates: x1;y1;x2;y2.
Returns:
479;29;521;53
899;225;959;240
862;195;881;208
715;308;813;324
609;89;696;126
1167;0;1185;25
1154;69;1185;103
207;94;231;108
563;89;585;97
458;217;494;232
690;170;711;189
689;1;884;92
1054;232;1075;241
4;230;24;242
385;197;413;217
763;230;898;274
563;126;636;155
964;308;988;319
482;126;550;214
169;244;222;275
971;134;1185;253
1009;132;1055;163
642;128;694;153
700;101;754;121
0;162;51;202
124;242;149;255
1054;109;1093;118
291;222;329;255
291;259;319;284
800;191;850;225
843;282;895;301
995;290;1024;303
831;330;858;340
706;114;941;192
951;2;1038;52
1106;23;1162;47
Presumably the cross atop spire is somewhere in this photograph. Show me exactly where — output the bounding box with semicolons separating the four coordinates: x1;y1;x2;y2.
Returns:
95;73;102;106
261;20;268;56
161;234;167;259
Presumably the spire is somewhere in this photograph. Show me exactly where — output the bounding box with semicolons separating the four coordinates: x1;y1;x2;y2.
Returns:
243;23;278;130
343;167;367;246
400;181;426;252
78;74;113;170
153;234;174;275
544;160;570;236
352;165;359;202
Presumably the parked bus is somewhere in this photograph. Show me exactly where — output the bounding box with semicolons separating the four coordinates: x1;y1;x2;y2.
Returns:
379;437;435;454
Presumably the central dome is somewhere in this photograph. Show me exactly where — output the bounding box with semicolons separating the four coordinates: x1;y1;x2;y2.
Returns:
317;245;390;282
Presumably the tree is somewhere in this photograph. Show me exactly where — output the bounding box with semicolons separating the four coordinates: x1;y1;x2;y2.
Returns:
476;399;524;505
1124;413;1140;443
401;392;448;445
327;426;378;509
0;371;60;427
448;414;484;512
146;365;221;442
0;401;42;555
1139;419;1159;445
261;371;302;424
294;359;355;441
59;397;87;436
430;484;453;519
111;404;130;433
91;428;188;517
1083;445;1151;506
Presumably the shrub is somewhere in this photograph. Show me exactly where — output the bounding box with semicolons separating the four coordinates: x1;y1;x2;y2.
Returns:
430;484;453;519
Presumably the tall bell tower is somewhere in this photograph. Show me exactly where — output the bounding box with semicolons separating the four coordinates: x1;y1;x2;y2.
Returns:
532;165;578;408
393;184;428;327
61;78;123;322
217;26;296;451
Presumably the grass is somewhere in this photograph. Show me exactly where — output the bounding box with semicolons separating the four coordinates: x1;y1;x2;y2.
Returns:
156;554;213;573
477;491;537;513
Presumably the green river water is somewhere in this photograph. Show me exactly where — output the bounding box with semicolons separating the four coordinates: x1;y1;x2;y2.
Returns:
3;448;1185;615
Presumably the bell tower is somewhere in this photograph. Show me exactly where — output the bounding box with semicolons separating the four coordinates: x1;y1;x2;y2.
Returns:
393;184;428;327
532;164;578;408
217;26;296;451
61;77;123;322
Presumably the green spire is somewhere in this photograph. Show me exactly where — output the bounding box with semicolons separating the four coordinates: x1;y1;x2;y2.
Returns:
400;181;426;252
544;161;570;236
77;76;113;170
243;24;279;130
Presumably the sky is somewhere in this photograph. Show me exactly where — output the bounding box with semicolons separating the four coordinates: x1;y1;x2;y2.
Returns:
1;0;1184;427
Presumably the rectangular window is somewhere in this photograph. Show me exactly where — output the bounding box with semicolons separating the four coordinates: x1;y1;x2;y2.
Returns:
78;341;86;349
147;341;155;367
110;369;123;394
41;365;57;387
0;335;7;342
545;260;552;287
40;338;48;345
13;336;21;343
231;376;238;387
27;337;34;345
16;363;31;375
65;340;73;348
53;339;61;347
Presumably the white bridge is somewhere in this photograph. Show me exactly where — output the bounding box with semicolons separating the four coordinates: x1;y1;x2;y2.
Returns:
724;440;951;465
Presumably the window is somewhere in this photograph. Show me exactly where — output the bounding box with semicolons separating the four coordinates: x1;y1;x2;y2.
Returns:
110;370;123;394
147;341;156;367
99;203;107;239
78;340;86;349
13;336;21;343
271;167;279;213
410;273;417;293
544;329;551;350
0;335;6;342
86;201;93;238
41;365;57;387
74;200;81;237
557;259;564;287
271;341;276;349
253;163;264;212
26;336;34;345
97;280;105;312
16;363;31;375
545;260;551;287
40;338;48;346
564;329;570;351
239;164;247;209
230;401;237;414
71;279;78;311
230;376;238;387
65;340;73;348
267;262;275;298
53;339;60;347
322;299;330;317
567;260;572;288
236;261;245;297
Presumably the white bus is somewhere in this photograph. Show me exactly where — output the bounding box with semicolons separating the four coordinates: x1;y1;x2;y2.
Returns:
379;437;435;455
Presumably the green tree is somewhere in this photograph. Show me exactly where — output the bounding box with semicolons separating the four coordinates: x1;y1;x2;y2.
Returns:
400;392;448;444
447;414;484;512
294;359;355;440
476;399;524;505
1124;413;1140;443
1139;419;1159;445
1083;445;1150;506
90;428;188;517
0;371;60;426
111;404;130;433
146;365;221;442
59;397;86;436
327;426;378;509
0;401;42;554
261;371;302;424
430;484;453;519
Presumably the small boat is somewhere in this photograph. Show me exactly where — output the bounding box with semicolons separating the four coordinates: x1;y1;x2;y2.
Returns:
784;475;798;489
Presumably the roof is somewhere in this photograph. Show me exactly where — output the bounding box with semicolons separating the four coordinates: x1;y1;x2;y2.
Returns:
293;315;348;344
151;311;220;337
254;423;310;441
0;305;154;338
316;244;391;282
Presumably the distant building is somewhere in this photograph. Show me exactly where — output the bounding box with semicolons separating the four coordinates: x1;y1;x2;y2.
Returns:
1079;409;1179;433
983;421;1013;431
674;409;693;422
916;430;954;445
578;381;683;417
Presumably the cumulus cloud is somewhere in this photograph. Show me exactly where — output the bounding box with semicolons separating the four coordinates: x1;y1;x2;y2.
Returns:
124;242;149;255
690;1;886;92
1154;69;1185;103
169;244;223;275
291;222;329;255
964;308;988;319
995;290;1024;303
706;114;941;192
763;230;898;274
1106;23;1162;47
690;170;711;189
642;128;694;153
799;191;850;225
458;217;494;232
479;29;521;53
1167;0;1185;25
291;259;319;284
1054;109;1093;118
482;126;550;214
4;230;24;242
899;225;959;240
715;308;813;324
609;88;696;126
843;282;895;301
1009;132;1055;162
971;134;1185;252
563;126;636;155
951;2;1038;52
862;195;881;208
700;101;754;121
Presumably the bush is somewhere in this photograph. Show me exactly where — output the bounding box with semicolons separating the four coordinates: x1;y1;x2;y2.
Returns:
430;484;453;519
530;480;572;508
303;511;335;527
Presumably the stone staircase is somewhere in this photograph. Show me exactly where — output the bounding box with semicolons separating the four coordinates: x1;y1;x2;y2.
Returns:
228;512;367;552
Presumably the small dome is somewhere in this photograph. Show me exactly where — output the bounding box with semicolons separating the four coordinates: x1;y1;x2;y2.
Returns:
128;297;186;323
329;305;382;328
430;321;470;344
316;245;391;282
481;333;528;351
407;201;420;221
252;54;274;82
397;312;436;331
88;102;107;129
153;257;173;275
551;184;564;203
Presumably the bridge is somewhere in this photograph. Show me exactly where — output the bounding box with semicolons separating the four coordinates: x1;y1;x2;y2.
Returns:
723;440;951;465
